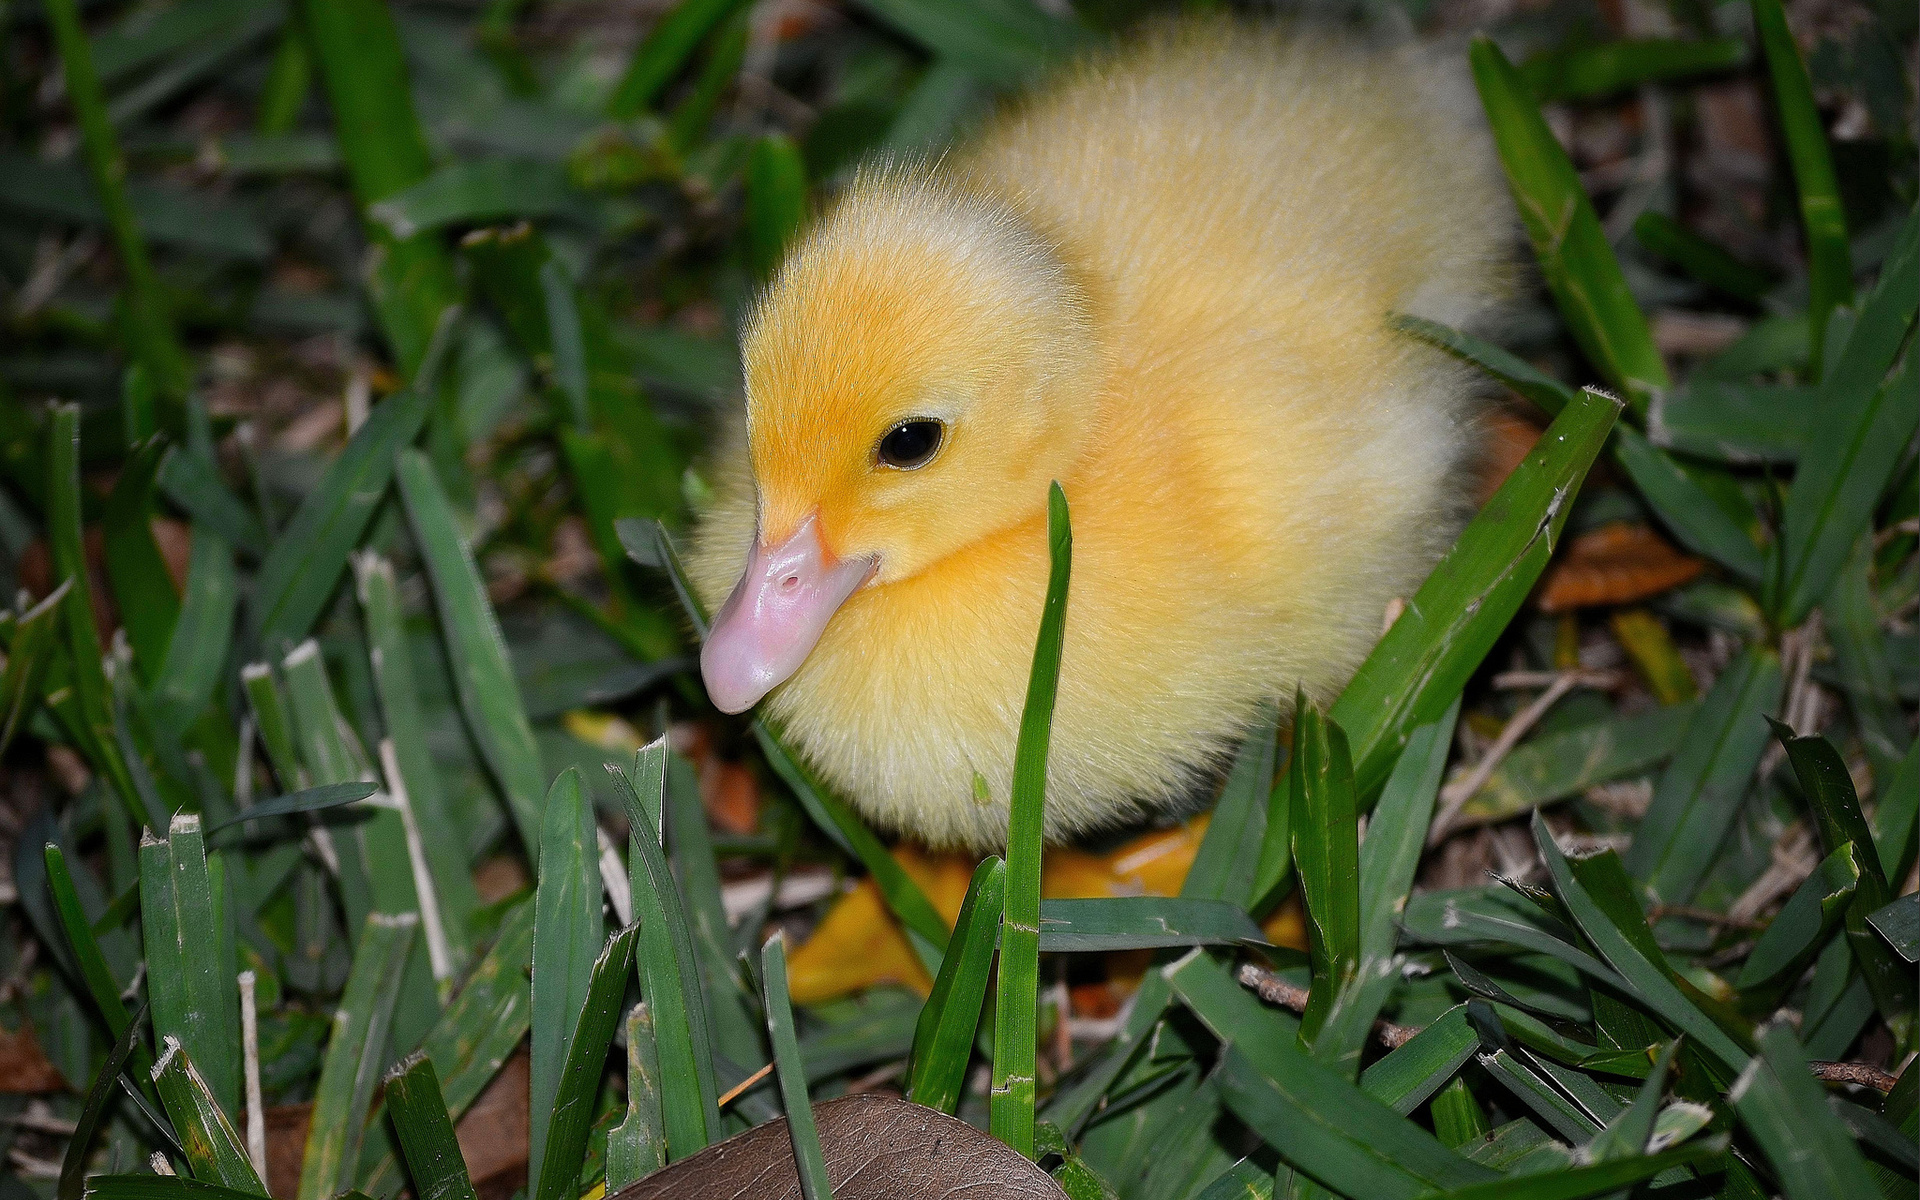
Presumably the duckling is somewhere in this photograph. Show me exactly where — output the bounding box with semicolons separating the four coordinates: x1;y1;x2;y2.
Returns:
688;20;1514;849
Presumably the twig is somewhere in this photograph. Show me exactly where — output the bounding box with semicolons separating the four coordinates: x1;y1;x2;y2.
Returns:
1429;673;1585;846
1810;1061;1899;1092
1237;963;1419;1050
717;1062;773;1109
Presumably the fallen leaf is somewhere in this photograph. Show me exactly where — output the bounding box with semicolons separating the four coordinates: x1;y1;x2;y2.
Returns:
1537;522;1705;612
0;1019;68;1093
610;1093;1066;1200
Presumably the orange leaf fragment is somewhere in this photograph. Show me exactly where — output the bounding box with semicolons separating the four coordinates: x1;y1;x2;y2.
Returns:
1537;521;1704;613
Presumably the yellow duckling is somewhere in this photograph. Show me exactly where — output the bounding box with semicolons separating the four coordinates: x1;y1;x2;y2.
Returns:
688;21;1514;849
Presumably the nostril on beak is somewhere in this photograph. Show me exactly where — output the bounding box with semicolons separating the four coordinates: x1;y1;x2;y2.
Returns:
781;575;801;592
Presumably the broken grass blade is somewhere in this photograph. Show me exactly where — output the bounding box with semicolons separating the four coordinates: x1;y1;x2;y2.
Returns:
60;1000;152;1200
991;482;1071;1160
761;932;833;1200
382;1053;477;1200
532;925;640;1200
907;857;1005;1114
1334;387;1621;798
140;815;243;1118
297;913;417;1200
151;1038;266;1193
605;1004;665;1189
394;448;546;862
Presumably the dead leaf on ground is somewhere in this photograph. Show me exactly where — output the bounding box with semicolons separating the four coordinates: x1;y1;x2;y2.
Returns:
611;1093;1066;1200
1537;522;1705;612
0;1019;68;1093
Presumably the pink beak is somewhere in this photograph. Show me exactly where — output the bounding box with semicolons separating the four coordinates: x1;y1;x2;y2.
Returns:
700;515;877;713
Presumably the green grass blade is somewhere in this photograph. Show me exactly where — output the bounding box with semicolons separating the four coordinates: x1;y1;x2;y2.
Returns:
141;814;243;1118
1867;894;1917;962
149;529;237;739
667;7;750;149
1391;314;1575;418
1289;696;1360;1049
1037;897;1263;952
663;749;761;1069
747;134;807;280
85;1180;270;1200
606;0;753;119
1335;386;1620;798
157;448;270;561
991;481;1071;1159
44;844;153;1081
1183;702;1280;909
907;856;1005;1113
3;584;67;755
239;662;305;791
1470;37;1669;412
1775;214;1917;624
1751;0;1851;367
152;1038;266;1193
299;0;459;375
248;386;432;649
1735;842;1860;992
382;1053;478;1200
1648;381;1815;464
298;912;418;1200
61;1001;151;1200
1531;815;1749;1074
1624;646;1783;904
1611;429;1767;580
1731;1022;1878;1199
395;448;547;861
40;0;190;402
529;767;605;1193
1517;37;1747;102
1352;700;1457;992
606;1004;665;1189
851;0;1086;86
761;932;834;1200
613;739;721;1158
1872;740;1919;884
353;552;479;957
1632;212;1774;303
101;439;181;682
533;924;640;1200
1408;1139;1725;1200
1584;1039;1679;1160
1427;1078;1488;1148
1358;1006;1478;1114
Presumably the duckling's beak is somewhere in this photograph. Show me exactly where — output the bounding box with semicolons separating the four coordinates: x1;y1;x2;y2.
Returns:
701;514;877;713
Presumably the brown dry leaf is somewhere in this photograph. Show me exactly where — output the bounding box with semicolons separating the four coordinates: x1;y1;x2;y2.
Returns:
1537;522;1705;613
1475;406;1545;505
266;1048;530;1200
611;1093;1066;1200
0;1019;68;1093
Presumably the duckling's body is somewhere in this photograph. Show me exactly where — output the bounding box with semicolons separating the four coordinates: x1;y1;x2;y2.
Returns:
689;23;1514;849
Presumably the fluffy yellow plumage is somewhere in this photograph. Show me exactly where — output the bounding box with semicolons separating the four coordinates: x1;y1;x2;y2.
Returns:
688;21;1515;849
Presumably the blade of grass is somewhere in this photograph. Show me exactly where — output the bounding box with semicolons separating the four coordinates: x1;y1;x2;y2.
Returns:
528;768;604;1193
1359;1006;1479;1114
1584;1039;1679;1160
248;385;433;649
353;552;478;959
663;748;760;1073
1736;841;1860;993
382;1053;478;1200
1184;702;1281;909
605;1004;665;1189
1751;0;1851;368
1037;897;1263;953
1731;1021;1878;1199
395;448;546;860
1470;37;1669;413
1867;895;1917;962
151;1038;265;1193
1432;696;1676;833
1612;428;1768;581
1391;313;1576;418
1407;1139;1724;1200
141;815;242;1118
59;1000;151;1200
43;844;152;1080
3;584;67;755
907;856;1005;1113
1517;37;1747;102
532;924;640;1200
40;0;190;403
851;0;1086;86
991;481;1071;1159
156;448;270;561
1649;380;1815;464
761;932;833;1200
747;134;807;280
1334;387;1620;798
1624;646;1782;904
299;0;459;375
149;529;237;740
298;912;418;1200
1632;212;1774;304
666;7;750;150
606;0;753;119
612;739;721;1159
101;439;181;681
1290;695;1360;1050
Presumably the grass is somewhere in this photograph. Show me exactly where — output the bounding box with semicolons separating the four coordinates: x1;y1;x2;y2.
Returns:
0;1;1913;1199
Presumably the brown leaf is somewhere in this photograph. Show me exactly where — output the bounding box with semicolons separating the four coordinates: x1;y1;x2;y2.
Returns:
611;1094;1067;1200
1537;522;1705;613
0;1018;69;1093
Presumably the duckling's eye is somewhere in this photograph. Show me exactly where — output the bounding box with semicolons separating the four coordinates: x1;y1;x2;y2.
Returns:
876;419;945;470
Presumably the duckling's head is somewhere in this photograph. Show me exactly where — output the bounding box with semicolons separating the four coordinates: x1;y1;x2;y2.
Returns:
702;168;1099;713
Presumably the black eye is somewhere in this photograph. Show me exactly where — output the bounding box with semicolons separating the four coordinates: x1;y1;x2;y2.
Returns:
876;419;945;470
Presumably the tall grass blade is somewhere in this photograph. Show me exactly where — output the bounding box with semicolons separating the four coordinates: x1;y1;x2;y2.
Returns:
3;584;68;755
45;844;155;1080
606;1004;665;1189
907;856;1005;1113
395;448;547;861
151;1038;265;1193
149;530;237;739
528;768;604;1192
991;482;1071;1159
1731;1022;1878;1199
1632;212;1774;303
1751;0;1851;367
663;749;761;1066
606;0;753;119
59;999;152;1200
761;932;833;1200
1184;702;1280;908
1334;387;1621;797
1517;37;1748;102
382;1053;478;1200
298;912;418;1200
747;135;807;280
1289;696;1360;1048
